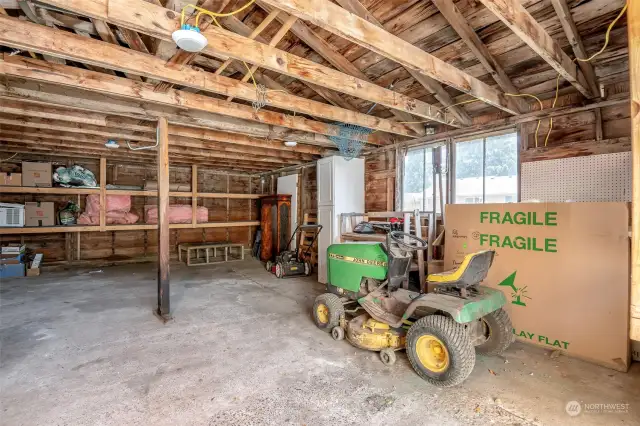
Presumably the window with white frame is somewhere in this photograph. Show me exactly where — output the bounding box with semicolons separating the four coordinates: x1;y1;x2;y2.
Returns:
402;145;448;213
454;132;518;204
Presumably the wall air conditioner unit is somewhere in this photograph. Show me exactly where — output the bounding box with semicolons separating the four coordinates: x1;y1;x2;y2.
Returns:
0;203;25;227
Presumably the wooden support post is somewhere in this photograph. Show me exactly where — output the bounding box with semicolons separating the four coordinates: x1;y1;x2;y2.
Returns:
386;177;394;211
99;157;106;231
414;210;425;293
595;108;604;141
191;164;197;228
156;117;171;320
630;0;640;345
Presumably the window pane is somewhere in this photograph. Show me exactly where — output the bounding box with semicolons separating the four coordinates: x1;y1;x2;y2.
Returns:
485;133;518;203
455;139;484;204
403;148;424;211
424;149;433;212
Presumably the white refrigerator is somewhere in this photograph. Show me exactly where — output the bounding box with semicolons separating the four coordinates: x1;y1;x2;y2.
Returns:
316;156;365;283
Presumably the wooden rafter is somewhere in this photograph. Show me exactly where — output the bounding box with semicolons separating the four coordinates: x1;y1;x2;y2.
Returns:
549;0;600;95
477;0;594;99
219;14;363;113
430;0;528;113
37;0;460;127
256;0;517;115
329;0;473;126
0;78;342;148
0;16;423;137
630;0;640;343
226;13;298;102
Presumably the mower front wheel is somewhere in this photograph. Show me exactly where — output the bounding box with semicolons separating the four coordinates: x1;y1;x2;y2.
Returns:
304;261;313;276
313;293;344;332
406;315;475;387
380;348;396;366
265;260;273;272
331;326;345;341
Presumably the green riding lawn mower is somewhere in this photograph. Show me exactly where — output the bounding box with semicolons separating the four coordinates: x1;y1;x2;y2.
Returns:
312;231;513;387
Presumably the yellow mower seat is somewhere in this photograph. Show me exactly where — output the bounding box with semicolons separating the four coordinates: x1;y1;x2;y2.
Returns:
427;250;495;288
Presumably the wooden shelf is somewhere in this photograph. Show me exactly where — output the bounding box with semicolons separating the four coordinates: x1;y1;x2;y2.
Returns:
0;221;260;235
0;186;100;195
1;186;264;199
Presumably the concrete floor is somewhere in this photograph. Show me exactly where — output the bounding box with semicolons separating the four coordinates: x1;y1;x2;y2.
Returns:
1;260;639;426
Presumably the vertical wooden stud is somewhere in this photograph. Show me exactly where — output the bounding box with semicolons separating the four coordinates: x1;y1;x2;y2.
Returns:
191;164;198;228
629;0;640;344
99;157;106;231
595;108;604;141
156;117;171;320
386;176;394;211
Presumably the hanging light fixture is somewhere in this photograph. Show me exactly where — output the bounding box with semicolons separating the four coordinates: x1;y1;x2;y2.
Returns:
284;141;297;147
172;24;208;52
104;140;120;149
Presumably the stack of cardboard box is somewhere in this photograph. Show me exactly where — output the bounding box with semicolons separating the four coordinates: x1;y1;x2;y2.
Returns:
0;162;56;228
0;244;26;278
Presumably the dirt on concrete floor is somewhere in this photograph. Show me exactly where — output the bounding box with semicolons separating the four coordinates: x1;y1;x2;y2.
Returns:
1;259;639;425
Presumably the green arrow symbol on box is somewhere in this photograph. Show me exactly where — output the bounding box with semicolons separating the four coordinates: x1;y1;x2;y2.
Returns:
498;271;517;292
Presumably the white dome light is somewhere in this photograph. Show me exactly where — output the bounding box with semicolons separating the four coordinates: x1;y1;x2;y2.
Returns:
172;25;208;52
284;141;297;147
105;140;119;149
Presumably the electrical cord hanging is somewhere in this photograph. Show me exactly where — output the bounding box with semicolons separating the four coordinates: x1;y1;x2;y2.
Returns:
544;1;627;146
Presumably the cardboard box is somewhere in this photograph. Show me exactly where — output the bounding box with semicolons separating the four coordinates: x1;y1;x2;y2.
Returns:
0;253;25;264
21;162;52;187
26;267;40;277
0;172;22;186
444;202;630;372
25;202;55;227
1;243;25;254
0;263;25;279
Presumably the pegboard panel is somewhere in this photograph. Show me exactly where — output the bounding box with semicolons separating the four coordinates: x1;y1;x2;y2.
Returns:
521;152;631;202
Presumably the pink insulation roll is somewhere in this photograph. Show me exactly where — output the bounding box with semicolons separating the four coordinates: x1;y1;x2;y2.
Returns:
85;194;132;215
144;205;209;224
78;211;139;225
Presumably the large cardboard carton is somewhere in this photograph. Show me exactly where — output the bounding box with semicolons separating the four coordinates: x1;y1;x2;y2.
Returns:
25;202;55;227
0;172;22;186
444;202;630;371
21;162;52;187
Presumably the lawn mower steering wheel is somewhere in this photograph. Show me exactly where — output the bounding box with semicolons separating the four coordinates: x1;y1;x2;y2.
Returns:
389;231;428;251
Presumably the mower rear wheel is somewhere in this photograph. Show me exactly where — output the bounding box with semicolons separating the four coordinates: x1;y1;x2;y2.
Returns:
312;293;344;332
406;315;475;387
265;260;273;272
304;261;312;276
475;308;513;356
380;348;396;366
275;263;284;278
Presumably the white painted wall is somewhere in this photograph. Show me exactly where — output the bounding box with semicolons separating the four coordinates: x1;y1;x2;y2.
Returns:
277;174;298;249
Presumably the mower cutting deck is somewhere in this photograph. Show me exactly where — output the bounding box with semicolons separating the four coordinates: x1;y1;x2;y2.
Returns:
312;231;513;387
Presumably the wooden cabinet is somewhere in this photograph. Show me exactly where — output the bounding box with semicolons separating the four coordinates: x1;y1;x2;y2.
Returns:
259;194;291;262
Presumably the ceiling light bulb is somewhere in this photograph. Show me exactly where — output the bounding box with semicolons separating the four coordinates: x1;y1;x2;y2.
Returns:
105;140;120;149
284;141;297;147
172;25;208;52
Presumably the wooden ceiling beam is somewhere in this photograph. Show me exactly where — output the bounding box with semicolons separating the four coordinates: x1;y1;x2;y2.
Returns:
0;54;389;146
91;18;143;81
0;138;282;169
430;0;528;114
257;0;517;115
0;145;272;172
0;115;155;142
0;125;315;161
38;0;456;128
0;16;416;139
0;77;341;148
549;0;600;96
477;0;594;98
1;99;108;126
329;0;473;126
